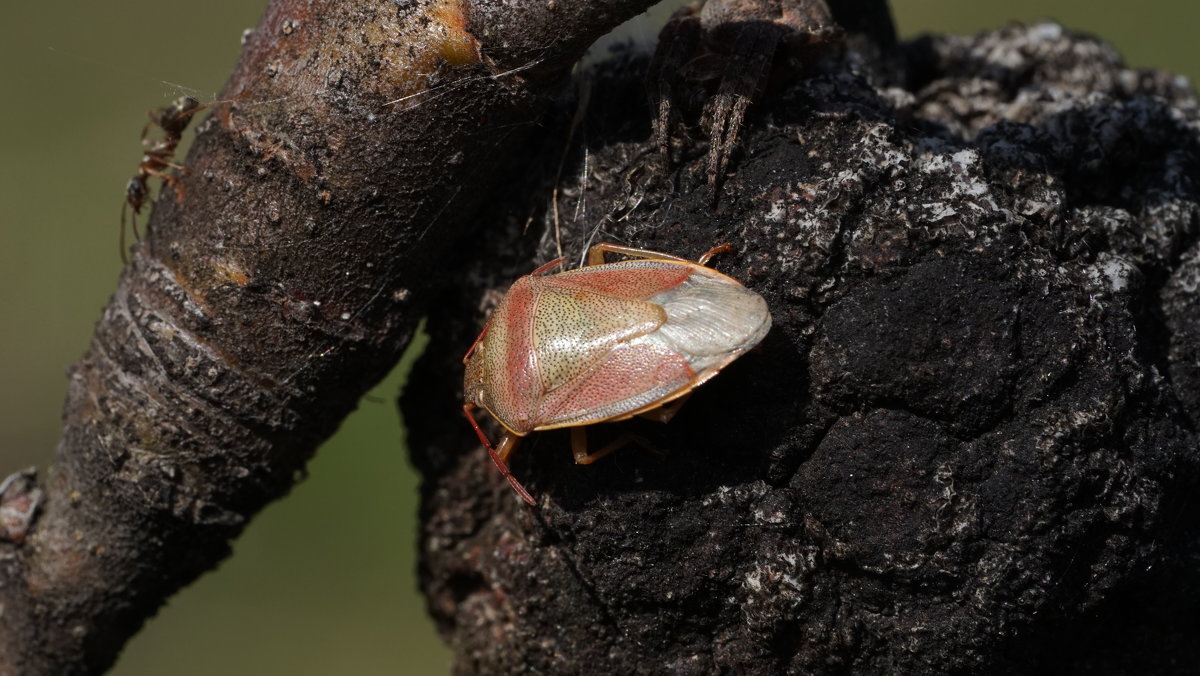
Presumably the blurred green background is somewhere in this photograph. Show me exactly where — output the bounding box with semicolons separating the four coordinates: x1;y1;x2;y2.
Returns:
0;1;1195;673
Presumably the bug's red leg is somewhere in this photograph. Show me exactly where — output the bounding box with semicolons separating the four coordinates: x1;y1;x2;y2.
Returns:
529;256;567;276
696;243;733;266
570;428;661;465
463;317;491;365
463;404;536;505
488;433;534;504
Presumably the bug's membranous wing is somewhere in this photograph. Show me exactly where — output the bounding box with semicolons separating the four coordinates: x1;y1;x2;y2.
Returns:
650;266;772;373
532;260;771;430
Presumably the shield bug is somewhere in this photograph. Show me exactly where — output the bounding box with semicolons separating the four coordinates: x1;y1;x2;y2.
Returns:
462;242;771;504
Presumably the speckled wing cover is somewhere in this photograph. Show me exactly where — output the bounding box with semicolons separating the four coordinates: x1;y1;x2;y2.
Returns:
532;260;771;429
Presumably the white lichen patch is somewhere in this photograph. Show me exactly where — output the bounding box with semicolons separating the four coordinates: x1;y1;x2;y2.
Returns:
699;481;768;508
1081;252;1141;298
737;545;822;626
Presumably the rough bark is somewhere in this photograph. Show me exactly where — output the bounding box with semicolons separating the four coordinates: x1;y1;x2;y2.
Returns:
406;14;1200;676
0;0;659;673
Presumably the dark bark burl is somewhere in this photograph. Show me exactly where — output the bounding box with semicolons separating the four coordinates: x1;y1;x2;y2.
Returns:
406;21;1200;674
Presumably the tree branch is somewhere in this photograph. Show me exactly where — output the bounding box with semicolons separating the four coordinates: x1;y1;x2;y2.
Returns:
0;1;657;673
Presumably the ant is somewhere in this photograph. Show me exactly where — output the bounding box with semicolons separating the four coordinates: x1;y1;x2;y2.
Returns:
121;96;205;262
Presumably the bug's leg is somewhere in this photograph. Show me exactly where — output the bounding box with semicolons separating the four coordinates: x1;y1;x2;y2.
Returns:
696;243;734;266
571;427;661;465
495;432;521;463
488;432;534;500
488;433;535;505
463;405;536;505
636;392;693;424
588;242;735;268
586;243;694;267
529;256;567;276
463;317;490;364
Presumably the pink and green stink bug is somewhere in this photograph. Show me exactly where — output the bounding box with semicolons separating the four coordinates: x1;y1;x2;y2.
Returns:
462;242;772;504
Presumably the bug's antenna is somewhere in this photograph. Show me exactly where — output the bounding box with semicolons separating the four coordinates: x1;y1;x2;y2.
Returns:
463;405;536;505
486;439;535;506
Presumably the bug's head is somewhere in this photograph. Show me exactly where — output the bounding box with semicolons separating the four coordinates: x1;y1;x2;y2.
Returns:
463;342;490;408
